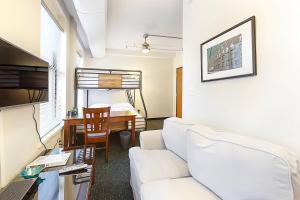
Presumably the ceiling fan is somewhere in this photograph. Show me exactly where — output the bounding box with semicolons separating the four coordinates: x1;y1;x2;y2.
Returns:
126;33;183;54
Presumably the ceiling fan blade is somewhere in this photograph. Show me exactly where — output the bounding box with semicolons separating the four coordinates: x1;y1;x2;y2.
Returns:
125;45;140;50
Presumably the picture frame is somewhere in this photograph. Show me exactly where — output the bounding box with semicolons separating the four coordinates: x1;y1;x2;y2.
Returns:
201;16;256;82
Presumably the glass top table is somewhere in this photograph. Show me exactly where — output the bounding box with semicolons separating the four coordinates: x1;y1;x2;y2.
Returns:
22;146;95;200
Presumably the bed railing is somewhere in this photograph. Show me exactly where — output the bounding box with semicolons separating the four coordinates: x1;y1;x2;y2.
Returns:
74;68;148;129
75;68;142;90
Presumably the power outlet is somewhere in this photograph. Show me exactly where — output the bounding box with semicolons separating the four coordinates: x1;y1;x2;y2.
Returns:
58;138;63;147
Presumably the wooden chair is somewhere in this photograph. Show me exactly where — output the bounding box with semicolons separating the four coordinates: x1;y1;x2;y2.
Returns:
83;107;111;162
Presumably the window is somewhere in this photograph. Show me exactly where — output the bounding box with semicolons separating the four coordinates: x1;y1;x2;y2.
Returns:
39;5;66;137
76;51;85;109
75;51;83;68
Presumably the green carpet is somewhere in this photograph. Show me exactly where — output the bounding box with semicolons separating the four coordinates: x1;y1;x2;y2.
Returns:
90;119;164;200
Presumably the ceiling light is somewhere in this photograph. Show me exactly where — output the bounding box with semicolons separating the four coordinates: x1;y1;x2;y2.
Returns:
142;48;150;54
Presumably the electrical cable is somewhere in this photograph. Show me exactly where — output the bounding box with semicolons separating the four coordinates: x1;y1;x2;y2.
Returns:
32;104;48;154
53;138;59;149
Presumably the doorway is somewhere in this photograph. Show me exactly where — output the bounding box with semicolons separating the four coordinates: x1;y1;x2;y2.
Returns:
176;67;182;118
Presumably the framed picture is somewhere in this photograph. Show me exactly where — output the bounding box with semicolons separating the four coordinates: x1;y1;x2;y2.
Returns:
201;16;256;82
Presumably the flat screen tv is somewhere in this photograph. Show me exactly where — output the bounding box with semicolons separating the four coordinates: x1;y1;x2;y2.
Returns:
0;38;49;108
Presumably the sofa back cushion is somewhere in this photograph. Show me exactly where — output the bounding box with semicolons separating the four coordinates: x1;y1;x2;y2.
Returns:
162;117;195;161
187;125;300;200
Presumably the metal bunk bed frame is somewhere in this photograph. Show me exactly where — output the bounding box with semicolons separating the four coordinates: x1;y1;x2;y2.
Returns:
74;67;148;129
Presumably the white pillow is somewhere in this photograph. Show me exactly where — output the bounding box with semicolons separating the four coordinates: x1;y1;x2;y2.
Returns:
89;103;110;108
162;117;195;161
187;126;300;200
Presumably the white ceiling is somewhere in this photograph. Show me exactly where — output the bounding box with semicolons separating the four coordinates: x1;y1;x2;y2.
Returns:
107;0;183;51
73;0;107;57
63;0;183;57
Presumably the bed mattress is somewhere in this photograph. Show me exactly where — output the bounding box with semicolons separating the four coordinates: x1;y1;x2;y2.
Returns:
90;103;146;131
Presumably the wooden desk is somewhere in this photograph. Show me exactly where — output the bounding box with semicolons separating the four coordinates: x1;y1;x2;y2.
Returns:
64;111;136;149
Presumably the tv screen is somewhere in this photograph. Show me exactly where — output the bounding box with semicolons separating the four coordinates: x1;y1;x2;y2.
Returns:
0;38;49;108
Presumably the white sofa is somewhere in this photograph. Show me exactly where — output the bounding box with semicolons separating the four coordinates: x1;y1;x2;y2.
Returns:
129;117;300;200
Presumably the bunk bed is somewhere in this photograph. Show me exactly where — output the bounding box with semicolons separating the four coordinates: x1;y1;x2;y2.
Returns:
74;68;148;131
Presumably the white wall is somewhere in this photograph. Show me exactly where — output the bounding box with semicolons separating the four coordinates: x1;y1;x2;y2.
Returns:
84;54;174;118
0;0;75;187
183;0;300;155
0;0;43;187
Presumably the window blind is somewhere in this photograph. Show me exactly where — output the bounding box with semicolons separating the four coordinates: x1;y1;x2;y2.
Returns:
76;51;84;109
39;5;66;137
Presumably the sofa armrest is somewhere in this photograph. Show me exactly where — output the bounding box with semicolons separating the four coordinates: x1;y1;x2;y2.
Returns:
140;129;166;149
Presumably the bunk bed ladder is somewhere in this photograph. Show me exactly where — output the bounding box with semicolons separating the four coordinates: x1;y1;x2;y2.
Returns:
126;90;135;107
140;89;148;130
126;89;148;130
139;72;148;130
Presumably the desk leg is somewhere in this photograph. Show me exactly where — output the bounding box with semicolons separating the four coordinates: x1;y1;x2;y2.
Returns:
131;116;136;146
63;121;70;150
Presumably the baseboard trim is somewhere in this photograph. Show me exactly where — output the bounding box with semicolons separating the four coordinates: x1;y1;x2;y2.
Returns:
147;117;170;121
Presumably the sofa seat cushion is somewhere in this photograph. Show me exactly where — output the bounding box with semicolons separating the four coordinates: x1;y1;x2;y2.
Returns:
129;147;190;196
141;177;221;200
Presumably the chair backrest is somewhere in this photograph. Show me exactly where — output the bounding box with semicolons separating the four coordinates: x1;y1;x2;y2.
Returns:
83;107;111;141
